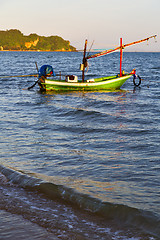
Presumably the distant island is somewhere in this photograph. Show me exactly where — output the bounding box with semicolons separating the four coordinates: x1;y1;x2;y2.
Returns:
0;29;76;51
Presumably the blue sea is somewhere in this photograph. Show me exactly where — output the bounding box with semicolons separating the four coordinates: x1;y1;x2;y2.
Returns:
0;51;160;240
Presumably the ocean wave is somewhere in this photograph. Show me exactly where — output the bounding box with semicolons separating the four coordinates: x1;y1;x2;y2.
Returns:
0;164;159;239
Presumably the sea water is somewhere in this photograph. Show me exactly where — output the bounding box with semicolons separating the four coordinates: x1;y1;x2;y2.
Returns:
0;51;160;239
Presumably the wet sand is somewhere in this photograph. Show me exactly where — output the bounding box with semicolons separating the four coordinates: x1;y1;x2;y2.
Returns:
0;210;59;240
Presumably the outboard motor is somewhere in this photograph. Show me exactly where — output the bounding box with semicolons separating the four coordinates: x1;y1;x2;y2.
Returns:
39;65;56;77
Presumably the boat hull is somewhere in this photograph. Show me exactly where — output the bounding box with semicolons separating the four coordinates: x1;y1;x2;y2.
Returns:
39;74;132;91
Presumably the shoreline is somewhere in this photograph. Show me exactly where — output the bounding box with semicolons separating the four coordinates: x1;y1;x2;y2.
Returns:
0;50;159;53
0;49;77;52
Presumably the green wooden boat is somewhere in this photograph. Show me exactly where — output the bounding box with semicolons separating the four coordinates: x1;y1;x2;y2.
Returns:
38;74;133;92
36;35;156;92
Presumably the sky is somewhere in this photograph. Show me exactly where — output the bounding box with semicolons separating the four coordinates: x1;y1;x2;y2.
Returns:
0;0;159;51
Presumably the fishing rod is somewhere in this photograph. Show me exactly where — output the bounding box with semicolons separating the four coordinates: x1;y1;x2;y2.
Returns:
86;40;95;58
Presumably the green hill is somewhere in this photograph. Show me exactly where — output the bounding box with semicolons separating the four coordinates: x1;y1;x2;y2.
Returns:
0;29;76;51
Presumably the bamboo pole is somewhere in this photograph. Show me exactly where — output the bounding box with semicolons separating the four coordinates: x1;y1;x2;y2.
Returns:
120;38;123;77
0;74;38;79
82;39;88;82
86;35;157;60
